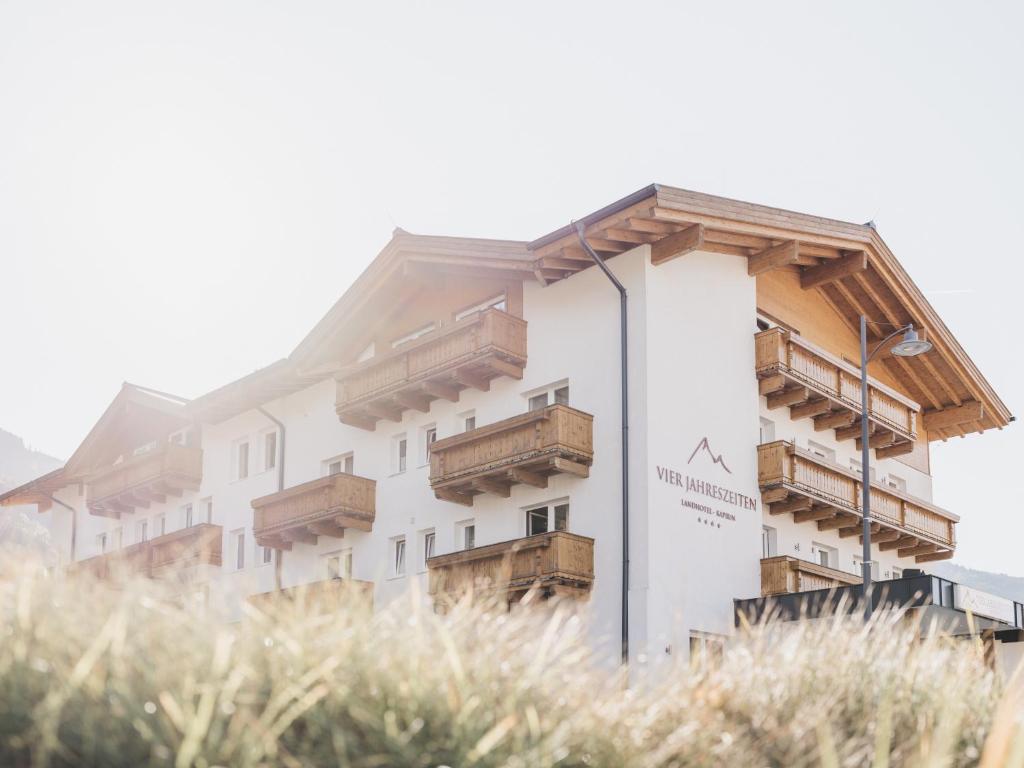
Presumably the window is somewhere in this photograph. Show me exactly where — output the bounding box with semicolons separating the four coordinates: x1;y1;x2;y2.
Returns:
182;503;194;529
325;453;354;476
233;529;245;570
420;425;437;465
168;427;194;447
460;411;476;432
97;532;108;554
807;441;836;463
136;519;148;544
392;323;435;348
526;503;569;536
762;525;778;558
850;459;877;481
154;514;166;537
257;544;273;566
811;542;837;568
853;556;879;580
884;474;907;493
420;529;436;571
133;441;158;456
455;294;506;321
325;550;353;580
689;631;726;669
356;342;375;363
527;383;569;412
203;498;213;524
264;431;278;472
456;520;476;551
112;527;123;550
393;435;408;474
891;566;903;580
234;440;250;480
759;417;775;444
392;537;407;577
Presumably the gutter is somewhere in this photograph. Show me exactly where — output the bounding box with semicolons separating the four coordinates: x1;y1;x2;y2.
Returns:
530;184;659;250
573;221;631;665
257;406;286;589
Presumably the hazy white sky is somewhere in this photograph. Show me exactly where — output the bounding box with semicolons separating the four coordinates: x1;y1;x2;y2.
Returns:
1;1;1021;573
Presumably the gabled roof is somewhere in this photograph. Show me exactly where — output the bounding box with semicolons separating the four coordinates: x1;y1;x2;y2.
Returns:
0;468;67;510
186;359;309;424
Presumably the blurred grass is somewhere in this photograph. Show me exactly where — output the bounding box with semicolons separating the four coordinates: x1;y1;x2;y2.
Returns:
0;564;1021;767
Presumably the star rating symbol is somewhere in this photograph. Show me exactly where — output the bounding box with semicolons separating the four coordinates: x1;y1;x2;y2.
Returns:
697;517;722;528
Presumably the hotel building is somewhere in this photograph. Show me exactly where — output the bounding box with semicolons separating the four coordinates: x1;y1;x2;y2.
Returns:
3;185;1018;667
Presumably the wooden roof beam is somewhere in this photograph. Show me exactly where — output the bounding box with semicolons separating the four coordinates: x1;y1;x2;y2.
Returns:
747;241;800;276
650;224;705;266
923;401;985;432
800;251;868;290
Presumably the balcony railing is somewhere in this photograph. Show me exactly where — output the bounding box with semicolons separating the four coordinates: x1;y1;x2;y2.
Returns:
69;523;223;580
427;531;595;605
249;578;374;612
760;556;861;597
252;473;376;550
429;404;594;506
87;442;203;518
755;328;920;458
336;308;528;430
758;441;957;562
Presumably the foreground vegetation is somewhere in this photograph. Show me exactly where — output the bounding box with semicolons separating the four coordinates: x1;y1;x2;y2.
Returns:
0;565;1022;767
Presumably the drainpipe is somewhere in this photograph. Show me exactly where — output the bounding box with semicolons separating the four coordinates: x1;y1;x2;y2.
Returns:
257;406;286;589
573;221;630;665
44;493;78;565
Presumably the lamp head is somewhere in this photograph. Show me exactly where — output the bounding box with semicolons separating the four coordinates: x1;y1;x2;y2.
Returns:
891;326;933;357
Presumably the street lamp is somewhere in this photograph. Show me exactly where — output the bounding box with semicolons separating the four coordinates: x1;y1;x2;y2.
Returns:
859;317;933;620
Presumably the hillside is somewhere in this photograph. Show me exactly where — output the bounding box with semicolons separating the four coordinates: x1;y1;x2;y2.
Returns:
0;428;62;493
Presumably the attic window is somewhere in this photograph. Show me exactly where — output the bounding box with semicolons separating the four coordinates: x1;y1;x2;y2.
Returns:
392;323;436;348
455;294;506;321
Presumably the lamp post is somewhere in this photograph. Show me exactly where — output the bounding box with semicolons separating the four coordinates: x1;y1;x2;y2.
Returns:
859;317;933;620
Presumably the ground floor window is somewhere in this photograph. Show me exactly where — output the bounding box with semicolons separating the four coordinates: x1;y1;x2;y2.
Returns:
761;525;777;558
689;631;726;669
811;542;838;569
325;550;352;580
526;503;568;536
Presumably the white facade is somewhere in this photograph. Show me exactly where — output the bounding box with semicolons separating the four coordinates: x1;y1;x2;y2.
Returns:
11;231;982;666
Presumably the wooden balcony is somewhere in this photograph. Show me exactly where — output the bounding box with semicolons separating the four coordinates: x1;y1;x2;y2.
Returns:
252;473;376;550
336;308;527;430
760;556;861;597
249;578;374;612
69;523;222;580
429;404;594;506
755;328;920;458
87;442;203;518
758;441;957;563
427;531;595;605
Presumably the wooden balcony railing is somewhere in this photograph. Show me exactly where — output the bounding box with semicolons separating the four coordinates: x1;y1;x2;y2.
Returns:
336;308;528;430
252;473;376;550
249;578;374;612
758;441;957;563
755;328;921;458
427;531;595;605
429;404;593;506
69;523;223;580
760;556;861;597
87;442;203;518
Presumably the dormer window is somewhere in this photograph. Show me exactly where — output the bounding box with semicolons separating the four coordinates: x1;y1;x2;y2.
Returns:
455;294;506;321
392;323;436;348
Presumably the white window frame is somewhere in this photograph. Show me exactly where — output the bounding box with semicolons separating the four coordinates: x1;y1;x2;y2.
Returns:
97;532;108;554
263;429;278;473
136;519;149;544
689;631;726;669
524;381;569;412
393;434;408;475
232;529;246;571
391;322;436;349
112;527;123;550
459;410;476;433
419;528;436;572
891;566;903;580
853;556;880;581
154;514;166;538
850;458;877;481
257;543;274;567
202;498;213;524
233;438;250;481
762;525;778;558
391;536;407;578
182;503;194;529
455;519;476;551
759;417;775;444
324;453;354;476
811;542;838;569
454;293;506;321
807;441;836;464
356;342;375;363
324;548;353;580
883;474;907;492
524;500;569;537
420;424;437;466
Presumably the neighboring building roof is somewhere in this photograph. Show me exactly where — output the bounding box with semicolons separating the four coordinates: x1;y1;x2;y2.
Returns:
0;467;67;510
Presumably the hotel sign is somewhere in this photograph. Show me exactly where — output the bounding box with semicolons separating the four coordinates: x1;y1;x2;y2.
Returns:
953;584;1016;625
655;437;757;529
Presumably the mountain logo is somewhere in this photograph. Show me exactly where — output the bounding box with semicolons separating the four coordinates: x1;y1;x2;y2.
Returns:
686;437;732;474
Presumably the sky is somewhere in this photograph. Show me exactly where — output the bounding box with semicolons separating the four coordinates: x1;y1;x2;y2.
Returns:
1;1;1021;573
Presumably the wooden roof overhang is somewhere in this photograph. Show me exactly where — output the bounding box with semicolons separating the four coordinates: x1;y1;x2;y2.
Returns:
187;359;311;425
0;468;67;511
529;185;1013;440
